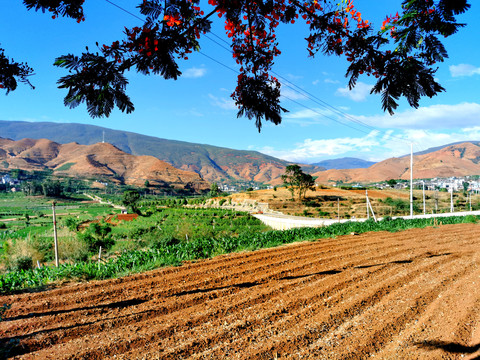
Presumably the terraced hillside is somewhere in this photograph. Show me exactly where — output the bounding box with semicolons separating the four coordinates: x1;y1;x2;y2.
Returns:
1;223;480;359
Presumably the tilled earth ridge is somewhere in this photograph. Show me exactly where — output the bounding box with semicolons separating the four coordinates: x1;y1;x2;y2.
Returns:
1;223;480;359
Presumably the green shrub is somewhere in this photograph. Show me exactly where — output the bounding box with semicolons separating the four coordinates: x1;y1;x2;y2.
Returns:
303;200;320;207
464;215;477;223
59;236;89;262
78;222;114;251
9;255;33;272
63;217;81;231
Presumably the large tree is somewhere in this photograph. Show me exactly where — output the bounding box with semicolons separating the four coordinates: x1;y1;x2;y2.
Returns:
282;164;316;201
1;0;471;131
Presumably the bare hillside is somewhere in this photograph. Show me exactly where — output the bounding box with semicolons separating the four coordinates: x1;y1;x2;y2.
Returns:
0;137;209;191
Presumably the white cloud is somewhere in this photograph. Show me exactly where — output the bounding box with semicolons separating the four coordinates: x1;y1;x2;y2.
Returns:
281;108;338;126
449;64;480;77
183;67;207;78
280;87;308;100
325;78;340;84
285;109;322;119
208;94;236;110
257;131;380;162
354;102;480;129
286;73;303;81
255;125;480;164
336;82;372;102
173;108;204;117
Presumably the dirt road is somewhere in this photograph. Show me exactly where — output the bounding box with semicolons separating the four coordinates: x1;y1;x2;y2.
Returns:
2;223;480;359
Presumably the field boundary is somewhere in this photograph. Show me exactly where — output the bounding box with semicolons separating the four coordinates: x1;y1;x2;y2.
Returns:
253;210;480;230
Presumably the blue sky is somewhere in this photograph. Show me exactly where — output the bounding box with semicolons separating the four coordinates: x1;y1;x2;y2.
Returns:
1;1;479;164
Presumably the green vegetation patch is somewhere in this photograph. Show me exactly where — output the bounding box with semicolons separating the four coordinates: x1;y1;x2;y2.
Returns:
55;162;76;171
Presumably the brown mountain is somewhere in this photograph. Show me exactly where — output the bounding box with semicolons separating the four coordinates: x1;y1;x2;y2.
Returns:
0;137;209;191
313;142;480;183
0;120;324;184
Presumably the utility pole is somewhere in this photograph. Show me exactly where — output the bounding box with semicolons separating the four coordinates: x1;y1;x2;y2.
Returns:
365;189;377;222
450;189;454;213
423;181;426;215
410;143;413;218
366;189;369;219
435;190;438;213
52;201;59;267
337;198;340;222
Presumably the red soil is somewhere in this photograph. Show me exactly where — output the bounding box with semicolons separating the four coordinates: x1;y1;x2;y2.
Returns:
2;223;480;359
105;214;139;224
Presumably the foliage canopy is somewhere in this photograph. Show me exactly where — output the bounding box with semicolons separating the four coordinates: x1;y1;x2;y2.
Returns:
0;0;471;131
282;164;316;201
122;189;141;214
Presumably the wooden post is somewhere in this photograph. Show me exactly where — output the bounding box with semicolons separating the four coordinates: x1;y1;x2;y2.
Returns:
423;181;426;215
365;189;370;219
52;201;59;267
337;198;340;222
368;200;377;222
450;189;454;213
410;143;413;219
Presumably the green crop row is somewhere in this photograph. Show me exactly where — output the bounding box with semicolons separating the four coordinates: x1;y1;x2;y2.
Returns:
0;215;477;293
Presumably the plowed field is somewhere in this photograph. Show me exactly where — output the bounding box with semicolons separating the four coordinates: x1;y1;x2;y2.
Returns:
2;223;480;359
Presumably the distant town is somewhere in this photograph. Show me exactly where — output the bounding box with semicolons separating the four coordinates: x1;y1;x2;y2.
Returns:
365;175;480;193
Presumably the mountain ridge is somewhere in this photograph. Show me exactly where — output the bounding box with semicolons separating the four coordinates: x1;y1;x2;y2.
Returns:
0;120;323;184
311;157;376;170
0;137;209;192
313;141;480;183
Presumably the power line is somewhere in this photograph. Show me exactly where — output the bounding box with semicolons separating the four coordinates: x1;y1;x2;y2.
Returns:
104;0;144;21
207;28;409;144
103;0;411;146
283;97;376;136
198;50;239;74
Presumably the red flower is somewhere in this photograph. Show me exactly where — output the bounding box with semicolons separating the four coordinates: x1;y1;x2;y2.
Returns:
163;14;181;27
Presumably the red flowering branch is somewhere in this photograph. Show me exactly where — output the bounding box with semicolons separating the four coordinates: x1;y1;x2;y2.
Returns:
0;48;35;94
23;0;85;22
1;0;473;131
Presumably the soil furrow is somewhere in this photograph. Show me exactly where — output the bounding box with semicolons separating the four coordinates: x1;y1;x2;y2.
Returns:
1;223;479;359
301;256;475;359
132;254;456;359
2;232;418;335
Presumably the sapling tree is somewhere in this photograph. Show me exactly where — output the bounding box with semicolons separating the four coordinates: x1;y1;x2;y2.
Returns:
0;0;472;131
122;189;141;214
210;182;219;197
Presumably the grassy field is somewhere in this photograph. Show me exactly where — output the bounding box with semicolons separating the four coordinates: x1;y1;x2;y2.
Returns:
0;193;116;219
0;193;119;269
